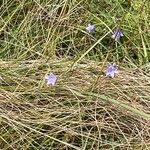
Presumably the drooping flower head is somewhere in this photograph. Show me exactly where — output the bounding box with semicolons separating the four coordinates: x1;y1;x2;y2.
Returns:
106;64;118;78
112;28;123;41
45;73;57;85
86;23;95;33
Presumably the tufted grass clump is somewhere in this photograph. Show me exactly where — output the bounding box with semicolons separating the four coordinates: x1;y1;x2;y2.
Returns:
0;0;150;149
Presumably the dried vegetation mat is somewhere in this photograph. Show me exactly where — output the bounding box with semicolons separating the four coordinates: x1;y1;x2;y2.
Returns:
0;59;150;150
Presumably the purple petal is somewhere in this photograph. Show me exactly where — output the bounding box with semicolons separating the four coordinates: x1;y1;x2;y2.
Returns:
86;23;95;33
108;72;115;78
106;64;118;78
45;73;57;86
112;29;123;41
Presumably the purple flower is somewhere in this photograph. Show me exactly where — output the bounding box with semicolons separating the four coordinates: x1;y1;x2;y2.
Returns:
86;23;95;33
45;73;57;85
112;28;123;41
106;64;118;78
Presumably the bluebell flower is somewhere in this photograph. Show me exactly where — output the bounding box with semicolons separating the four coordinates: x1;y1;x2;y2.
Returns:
45;73;57;85
86;23;95;33
106;64;118;78
112;28;123;41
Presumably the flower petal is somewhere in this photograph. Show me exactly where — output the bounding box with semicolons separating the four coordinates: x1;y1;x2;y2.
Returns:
45;73;57;86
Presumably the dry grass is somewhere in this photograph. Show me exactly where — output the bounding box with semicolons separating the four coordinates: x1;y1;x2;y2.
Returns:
0;1;150;149
0;59;150;150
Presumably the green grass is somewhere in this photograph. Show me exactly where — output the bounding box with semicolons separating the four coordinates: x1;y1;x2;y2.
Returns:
0;0;150;149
